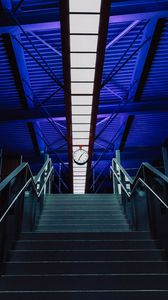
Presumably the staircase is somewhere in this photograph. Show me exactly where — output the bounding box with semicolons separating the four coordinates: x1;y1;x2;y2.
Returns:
37;194;129;232
0;194;168;299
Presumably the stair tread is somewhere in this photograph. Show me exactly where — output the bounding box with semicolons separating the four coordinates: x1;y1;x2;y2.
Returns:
1;274;168;291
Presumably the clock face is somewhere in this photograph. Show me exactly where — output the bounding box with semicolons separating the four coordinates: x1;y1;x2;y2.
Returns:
73;149;89;165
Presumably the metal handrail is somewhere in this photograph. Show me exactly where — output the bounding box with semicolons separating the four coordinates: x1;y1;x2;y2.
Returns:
111;159;168;209
112;158;133;183
0;157;53;223
111;166;131;197
0;163;28;192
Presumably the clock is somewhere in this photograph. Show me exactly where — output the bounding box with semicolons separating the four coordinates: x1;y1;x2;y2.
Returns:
73;148;89;165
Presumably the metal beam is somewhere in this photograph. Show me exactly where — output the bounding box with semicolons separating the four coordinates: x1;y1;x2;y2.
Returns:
118;116;134;151
0;22;60;34
104;86;123;100
113;116;130;151
28;31;62;57
11;31;45;155
1;100;168;123
106;20;140;49
60;0;73;192
134;19;165;100
128;17;158;101
10;37;44;155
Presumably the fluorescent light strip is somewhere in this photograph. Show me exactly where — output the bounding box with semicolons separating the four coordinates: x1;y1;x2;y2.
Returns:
71;69;95;82
70;14;100;34
70;53;97;68
72;106;92;115
72;124;90;132
70;35;98;52
71;82;94;94
69;1;101;194
69;0;101;13
73;131;90;139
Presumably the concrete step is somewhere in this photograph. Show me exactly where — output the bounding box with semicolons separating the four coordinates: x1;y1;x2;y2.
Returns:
40;211;127;217
14;239;160;250
3;261;168;275
0;291;168;300
1;274;168;291
38;219;129;225
43;205;123;210
8;249;165;262
35;225;130;232
19;232;153;240
39;214;127;223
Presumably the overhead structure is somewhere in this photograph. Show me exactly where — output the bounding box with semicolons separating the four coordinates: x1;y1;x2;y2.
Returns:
0;0;168;193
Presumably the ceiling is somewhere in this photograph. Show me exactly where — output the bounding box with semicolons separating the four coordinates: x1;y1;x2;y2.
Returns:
0;0;168;193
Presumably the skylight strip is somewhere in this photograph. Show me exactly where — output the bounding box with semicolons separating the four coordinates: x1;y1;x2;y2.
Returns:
71;96;93;105
71;82;94;94
69;14;100;34
72;115;92;124
69;0;101;13
70;35;98;52
71;69;95;82
69;1;101;194
70;53;97;68
73;132;90;139
72;106;92;115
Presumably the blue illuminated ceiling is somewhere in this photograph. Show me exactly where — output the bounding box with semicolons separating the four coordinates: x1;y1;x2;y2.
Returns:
0;0;168;192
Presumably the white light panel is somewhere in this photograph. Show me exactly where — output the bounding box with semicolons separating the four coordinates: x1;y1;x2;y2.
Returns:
71;96;93;106
70;14;100;34
72;115;91;124
74;176;85;183
71;82;94;94
69;0;101;13
72;138;89;146
72;106;92;115
73;176;86;180
70;53;97;68
73;172;87;176
73;131;90;139
72;124;90;132
71;69;95;82
70;35;98;52
73;168;87;172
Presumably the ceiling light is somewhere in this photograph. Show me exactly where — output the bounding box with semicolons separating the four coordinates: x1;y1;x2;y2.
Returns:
69;0;101;13
70;35;98;52
70;14;100;34
71;82;94;94
72;115;91;124
73;131;90;139
71;69;95;82
71;96;93;105
70;53;97;68
72;124;90;132
72;106;92;115
72;138;89;146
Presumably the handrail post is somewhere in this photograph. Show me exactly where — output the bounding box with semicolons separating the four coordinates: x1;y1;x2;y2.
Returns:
59;163;62;193
162;145;168;177
113;150;121;194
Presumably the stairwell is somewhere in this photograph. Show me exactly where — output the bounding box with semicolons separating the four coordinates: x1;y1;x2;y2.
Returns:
0;194;168;299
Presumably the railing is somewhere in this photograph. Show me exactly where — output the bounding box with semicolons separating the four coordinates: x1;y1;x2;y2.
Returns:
111;158;168;251
0;155;53;264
